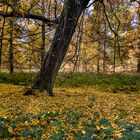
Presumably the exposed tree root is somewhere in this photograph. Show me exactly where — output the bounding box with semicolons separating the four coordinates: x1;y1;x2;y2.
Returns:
23;88;35;96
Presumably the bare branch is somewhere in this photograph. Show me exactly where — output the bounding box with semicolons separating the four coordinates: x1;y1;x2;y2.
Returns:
0;11;57;26
0;0;57;26
86;0;100;8
135;0;140;5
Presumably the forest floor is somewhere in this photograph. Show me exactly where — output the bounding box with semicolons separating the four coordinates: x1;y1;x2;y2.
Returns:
0;73;140;139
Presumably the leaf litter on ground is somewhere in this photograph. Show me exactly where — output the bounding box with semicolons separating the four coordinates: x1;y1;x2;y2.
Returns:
0;84;140;139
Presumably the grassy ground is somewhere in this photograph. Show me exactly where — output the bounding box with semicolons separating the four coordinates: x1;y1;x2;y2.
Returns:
0;72;140;139
0;72;140;93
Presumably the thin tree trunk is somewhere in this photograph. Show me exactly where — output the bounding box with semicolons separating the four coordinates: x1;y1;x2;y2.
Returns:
9;20;14;74
97;59;100;74
113;35;117;73
41;0;45;68
137;7;140;73
103;19;107;73
41;23;45;67
137;38;140;72
32;0;90;96
97;43;100;74
0;18;6;70
137;58;140;72
103;41;106;72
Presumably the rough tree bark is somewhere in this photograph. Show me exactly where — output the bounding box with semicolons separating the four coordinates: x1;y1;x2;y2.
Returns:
32;0;90;96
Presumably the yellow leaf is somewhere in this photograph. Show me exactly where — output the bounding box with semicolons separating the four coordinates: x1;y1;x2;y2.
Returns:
96;126;101;131
32;119;39;125
8;126;13;133
135;130;140;132
101;125;105;129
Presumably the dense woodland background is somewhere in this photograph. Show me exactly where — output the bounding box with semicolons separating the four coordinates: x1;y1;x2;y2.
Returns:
0;0;140;139
0;0;139;74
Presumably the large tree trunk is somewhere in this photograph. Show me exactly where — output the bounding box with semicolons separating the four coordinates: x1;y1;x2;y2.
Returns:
32;0;90;96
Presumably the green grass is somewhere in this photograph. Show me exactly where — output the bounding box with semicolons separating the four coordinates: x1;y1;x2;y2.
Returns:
56;72;140;93
0;72;35;86
0;72;140;93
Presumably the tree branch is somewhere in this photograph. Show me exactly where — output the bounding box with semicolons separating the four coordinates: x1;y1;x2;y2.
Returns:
86;0;100;8
0;0;57;26
0;12;57;26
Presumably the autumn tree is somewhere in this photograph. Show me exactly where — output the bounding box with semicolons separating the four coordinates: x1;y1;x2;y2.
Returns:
0;0;139;96
0;0;93;95
32;0;92;96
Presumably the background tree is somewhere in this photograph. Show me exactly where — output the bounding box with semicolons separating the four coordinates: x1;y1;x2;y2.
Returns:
0;0;139;96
